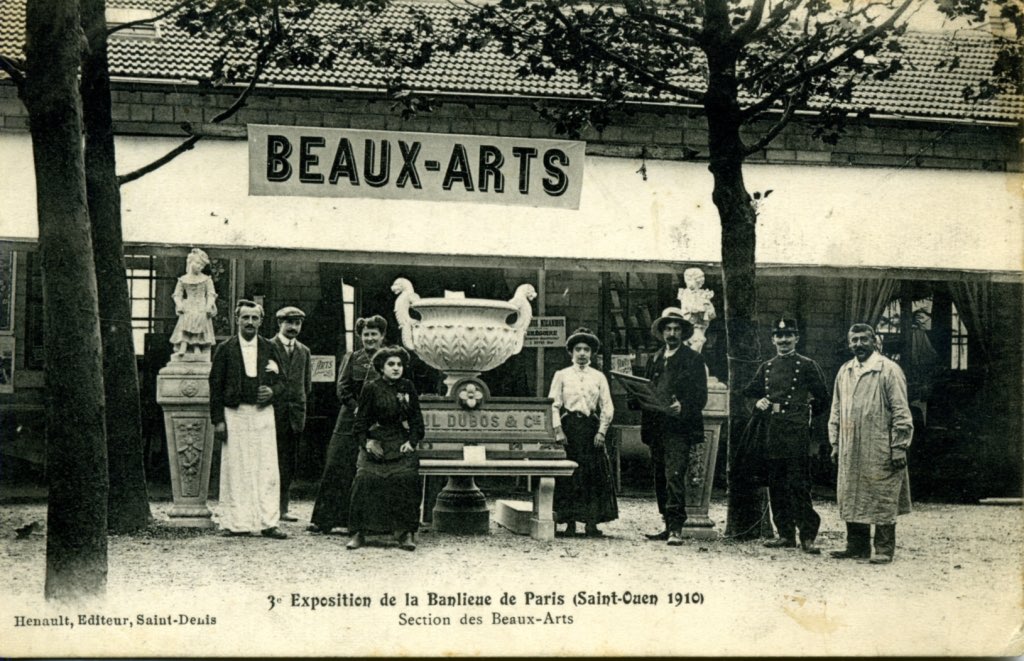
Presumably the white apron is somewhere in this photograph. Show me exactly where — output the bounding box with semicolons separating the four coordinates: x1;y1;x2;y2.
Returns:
217;404;280;532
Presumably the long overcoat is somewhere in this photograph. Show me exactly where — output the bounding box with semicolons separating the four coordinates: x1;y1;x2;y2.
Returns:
828;352;913;524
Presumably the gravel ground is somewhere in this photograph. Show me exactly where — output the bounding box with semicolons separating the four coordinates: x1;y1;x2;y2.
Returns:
1;495;1021;657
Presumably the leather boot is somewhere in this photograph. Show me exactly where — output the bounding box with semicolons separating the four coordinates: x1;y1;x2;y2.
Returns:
871;524;896;564
830;522;871;559
397;531;417;552
764;537;797;549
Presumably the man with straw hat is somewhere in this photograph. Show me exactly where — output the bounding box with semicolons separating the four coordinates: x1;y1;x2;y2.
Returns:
632;307;708;546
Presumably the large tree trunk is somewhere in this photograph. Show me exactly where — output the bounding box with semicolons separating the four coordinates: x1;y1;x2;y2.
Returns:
81;0;153;533
704;45;772;540
23;0;109;599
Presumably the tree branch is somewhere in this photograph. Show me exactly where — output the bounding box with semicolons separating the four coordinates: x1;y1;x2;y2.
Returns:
630;9;703;44
748;0;805;42
0;53;26;91
105;0;191;38
549;7;706;102
118;35;277;186
742;83;807;156
732;0;768;45
739;0;914;119
739;31;827;88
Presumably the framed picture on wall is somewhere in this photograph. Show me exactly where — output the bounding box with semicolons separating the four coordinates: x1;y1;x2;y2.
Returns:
0;250;14;333
0;335;13;394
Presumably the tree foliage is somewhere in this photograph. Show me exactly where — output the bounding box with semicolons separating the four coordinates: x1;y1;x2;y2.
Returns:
443;0;1021;537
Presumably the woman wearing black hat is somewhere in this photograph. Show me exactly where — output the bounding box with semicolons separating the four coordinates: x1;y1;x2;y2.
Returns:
309;315;387;534
346;345;425;551
548;327;618;537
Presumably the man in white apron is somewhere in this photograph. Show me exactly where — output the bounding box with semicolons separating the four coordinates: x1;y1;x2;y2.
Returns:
210;300;287;538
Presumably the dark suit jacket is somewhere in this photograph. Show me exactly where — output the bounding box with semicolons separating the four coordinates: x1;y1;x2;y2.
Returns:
272;336;312;432
209;335;284;426
640;345;708;446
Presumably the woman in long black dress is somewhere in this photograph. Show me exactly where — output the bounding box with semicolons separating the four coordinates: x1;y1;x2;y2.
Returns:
308;315;386;534
346;345;425;551
549;327;618;537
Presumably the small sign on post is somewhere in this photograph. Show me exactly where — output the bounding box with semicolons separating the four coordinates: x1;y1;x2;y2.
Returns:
524;316;566;348
310;355;336;383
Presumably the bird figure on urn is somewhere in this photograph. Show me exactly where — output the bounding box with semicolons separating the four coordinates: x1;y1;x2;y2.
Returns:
391;277;421;351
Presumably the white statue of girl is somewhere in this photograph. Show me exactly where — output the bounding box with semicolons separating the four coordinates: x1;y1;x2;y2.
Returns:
169;248;218;359
678;267;716;353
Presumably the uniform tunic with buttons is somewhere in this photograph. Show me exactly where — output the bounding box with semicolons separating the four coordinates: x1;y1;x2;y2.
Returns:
743;352;830;459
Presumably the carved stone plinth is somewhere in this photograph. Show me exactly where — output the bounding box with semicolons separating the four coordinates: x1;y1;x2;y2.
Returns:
681;376;728;539
156;358;215;528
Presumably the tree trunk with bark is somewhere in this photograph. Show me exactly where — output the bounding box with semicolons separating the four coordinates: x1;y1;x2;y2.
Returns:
23;0;109;599
81;0;153;534
704;43;772;540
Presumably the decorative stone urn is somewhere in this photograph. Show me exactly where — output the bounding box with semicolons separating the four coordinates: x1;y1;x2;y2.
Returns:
392;278;536;394
156;354;216;527
392;278;545;534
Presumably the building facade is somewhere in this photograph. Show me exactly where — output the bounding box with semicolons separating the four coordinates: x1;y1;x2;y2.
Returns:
1;0;1021;497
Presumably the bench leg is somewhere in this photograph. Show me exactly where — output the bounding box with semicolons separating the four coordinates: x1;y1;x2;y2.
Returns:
529;477;555;541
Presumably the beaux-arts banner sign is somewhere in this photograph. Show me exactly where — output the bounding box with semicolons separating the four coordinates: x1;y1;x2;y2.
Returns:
248;125;585;209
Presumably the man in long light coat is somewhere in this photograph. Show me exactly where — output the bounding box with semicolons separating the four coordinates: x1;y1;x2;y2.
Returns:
828;323;913;564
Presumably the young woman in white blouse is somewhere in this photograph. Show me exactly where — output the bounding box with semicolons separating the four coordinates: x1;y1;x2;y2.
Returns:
549;327;619;537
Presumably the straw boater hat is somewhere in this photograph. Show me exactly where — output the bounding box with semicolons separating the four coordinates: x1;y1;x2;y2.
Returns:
650;307;695;341
565;327;600;353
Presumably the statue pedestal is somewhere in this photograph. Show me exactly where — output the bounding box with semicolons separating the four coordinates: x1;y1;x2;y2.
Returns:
156;357;215;528
681;376;728;539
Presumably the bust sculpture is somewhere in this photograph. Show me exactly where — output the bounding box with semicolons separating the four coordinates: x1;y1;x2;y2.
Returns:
678;267;716;353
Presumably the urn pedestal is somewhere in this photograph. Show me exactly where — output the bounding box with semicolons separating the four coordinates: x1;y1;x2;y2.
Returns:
680;376;729;539
419;395;563;535
156;357;215;528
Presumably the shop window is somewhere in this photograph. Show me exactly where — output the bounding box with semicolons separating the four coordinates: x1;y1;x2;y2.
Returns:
24;252;44;370
879;295;967;370
126;255;176;355
606;272;660;356
0;249;13;333
341;280;355;352
950;302;968;371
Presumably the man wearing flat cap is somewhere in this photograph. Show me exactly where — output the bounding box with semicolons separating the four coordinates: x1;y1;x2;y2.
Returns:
742;316;830;554
272;306;312;523
632;307;708;546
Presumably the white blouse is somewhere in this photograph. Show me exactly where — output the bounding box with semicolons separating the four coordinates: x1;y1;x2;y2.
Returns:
548;364;615;435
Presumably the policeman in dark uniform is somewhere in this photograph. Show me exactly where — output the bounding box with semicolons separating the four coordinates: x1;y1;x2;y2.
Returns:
743;317;830;554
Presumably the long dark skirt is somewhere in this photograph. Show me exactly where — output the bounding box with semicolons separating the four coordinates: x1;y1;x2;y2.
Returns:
554;414;618;525
309;407;358;530
348;448;421;534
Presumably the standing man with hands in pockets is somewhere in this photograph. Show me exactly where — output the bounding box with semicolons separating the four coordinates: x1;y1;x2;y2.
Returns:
828;323;914;564
633;308;708;546
210;300;288;539
271;306;312;523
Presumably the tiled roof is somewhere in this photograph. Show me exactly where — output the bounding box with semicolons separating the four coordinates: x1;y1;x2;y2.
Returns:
1;0;1021;123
